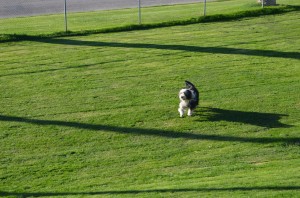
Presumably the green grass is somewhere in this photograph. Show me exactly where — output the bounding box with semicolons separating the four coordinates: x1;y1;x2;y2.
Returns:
1;4;300;198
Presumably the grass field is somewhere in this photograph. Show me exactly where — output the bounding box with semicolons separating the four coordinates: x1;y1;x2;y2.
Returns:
1;1;300;198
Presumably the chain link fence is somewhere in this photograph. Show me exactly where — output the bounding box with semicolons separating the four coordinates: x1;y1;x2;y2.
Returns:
1;0;296;36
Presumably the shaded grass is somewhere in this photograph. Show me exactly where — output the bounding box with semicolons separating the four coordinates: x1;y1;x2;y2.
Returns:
0;9;300;198
0;113;296;144
2;186;300;197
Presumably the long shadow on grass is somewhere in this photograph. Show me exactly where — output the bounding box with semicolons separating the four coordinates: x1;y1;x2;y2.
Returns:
0;63;98;78
1;186;300;197
34;38;300;60
0;112;297;144
200;107;290;128
0;59;125;78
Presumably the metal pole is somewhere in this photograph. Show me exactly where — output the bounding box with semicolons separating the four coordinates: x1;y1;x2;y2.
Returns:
64;0;68;32
138;0;141;24
204;0;207;16
262;0;264;8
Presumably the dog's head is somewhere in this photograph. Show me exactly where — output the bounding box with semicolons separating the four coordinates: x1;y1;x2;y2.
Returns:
179;89;192;101
179;80;199;102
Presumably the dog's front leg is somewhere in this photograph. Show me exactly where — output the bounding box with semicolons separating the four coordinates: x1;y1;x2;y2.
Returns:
187;108;193;116
178;107;184;118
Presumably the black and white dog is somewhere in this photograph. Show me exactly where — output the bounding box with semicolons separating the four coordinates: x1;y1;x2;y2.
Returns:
178;81;199;117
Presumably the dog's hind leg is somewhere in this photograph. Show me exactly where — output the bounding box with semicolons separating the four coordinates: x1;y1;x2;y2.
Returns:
187;108;193;116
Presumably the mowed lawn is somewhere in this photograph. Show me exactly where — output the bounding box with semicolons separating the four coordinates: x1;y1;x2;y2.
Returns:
1;11;300;197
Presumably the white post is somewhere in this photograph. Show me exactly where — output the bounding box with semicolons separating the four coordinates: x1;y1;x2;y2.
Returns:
138;0;141;24
262;0;264;8
64;0;68;32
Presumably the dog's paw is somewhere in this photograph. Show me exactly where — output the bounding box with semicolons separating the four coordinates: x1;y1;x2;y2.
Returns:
187;110;193;116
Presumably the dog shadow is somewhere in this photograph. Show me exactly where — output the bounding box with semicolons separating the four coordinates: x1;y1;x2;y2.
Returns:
196;107;291;128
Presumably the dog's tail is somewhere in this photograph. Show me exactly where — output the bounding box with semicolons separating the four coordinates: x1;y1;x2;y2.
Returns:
185;80;199;106
185;80;196;89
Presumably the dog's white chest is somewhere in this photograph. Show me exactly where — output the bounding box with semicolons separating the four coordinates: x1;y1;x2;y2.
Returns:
179;100;189;109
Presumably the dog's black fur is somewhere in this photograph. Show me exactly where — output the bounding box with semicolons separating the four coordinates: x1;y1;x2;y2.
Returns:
185;80;199;110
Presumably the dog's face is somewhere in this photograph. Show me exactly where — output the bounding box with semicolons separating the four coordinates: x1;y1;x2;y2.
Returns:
179;89;192;101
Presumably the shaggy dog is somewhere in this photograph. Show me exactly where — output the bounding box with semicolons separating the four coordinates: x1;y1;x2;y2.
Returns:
178;81;199;117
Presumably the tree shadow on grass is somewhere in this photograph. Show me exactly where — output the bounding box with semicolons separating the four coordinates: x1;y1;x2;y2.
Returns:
33;38;300;60
199;107;291;128
0;63;99;78
0;111;298;144
1;186;300;197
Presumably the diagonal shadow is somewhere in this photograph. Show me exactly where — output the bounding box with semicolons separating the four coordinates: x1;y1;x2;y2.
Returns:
0;59;124;78
33;38;300;60
0;63;98;78
200;107;291;128
0;114;297;144
1;186;300;197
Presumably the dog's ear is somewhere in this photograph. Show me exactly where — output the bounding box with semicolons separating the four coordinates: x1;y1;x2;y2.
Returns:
184;90;192;99
185;80;195;89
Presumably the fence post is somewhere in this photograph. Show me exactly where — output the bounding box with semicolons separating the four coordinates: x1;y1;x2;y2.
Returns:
259;0;276;7
138;0;141;24
204;0;207;16
64;0;68;32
